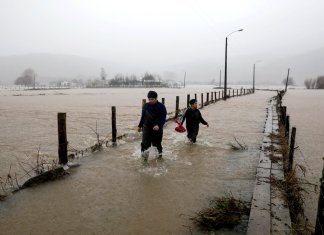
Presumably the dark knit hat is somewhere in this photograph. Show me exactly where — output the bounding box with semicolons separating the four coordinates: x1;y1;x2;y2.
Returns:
189;99;197;105
147;90;158;98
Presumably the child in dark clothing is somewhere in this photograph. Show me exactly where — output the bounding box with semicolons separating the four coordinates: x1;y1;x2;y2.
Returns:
181;99;209;143
138;90;167;160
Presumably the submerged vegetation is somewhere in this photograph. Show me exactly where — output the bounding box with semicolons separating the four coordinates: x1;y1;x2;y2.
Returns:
0;147;67;200
0;120;130;201
228;137;247;150
191;194;250;232
272;119;305;224
270;93;315;234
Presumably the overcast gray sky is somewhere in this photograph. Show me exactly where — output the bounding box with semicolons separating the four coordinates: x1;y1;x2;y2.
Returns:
1;0;324;84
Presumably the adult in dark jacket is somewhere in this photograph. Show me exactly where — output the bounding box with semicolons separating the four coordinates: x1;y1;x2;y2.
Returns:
138;91;167;160
181;99;209;143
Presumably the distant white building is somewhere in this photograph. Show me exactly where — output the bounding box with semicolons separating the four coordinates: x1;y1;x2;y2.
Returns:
60;81;71;87
167;80;182;88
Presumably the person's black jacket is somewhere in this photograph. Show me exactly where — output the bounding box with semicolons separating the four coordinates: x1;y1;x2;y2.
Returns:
138;102;167;129
181;108;208;129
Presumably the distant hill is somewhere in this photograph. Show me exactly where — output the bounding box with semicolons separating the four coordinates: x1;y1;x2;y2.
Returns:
1;48;323;86
256;47;324;85
163;47;324;86
0;53;104;85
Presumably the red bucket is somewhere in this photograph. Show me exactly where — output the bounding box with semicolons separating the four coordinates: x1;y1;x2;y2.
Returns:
175;119;186;133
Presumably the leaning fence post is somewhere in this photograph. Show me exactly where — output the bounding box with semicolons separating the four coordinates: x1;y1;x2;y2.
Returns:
175;96;179;118
315;159;324;235
112;106;117;145
288;127;296;172
57;112;68;165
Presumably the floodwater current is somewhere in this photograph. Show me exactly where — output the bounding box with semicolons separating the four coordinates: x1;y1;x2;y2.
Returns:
0;86;288;234
283;89;324;228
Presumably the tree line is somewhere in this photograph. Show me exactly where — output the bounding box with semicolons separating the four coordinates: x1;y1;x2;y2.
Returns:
14;67;324;89
13;68;169;88
85;72;166;88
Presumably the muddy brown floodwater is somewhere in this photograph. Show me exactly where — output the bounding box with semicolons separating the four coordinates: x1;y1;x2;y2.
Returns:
1;87;276;234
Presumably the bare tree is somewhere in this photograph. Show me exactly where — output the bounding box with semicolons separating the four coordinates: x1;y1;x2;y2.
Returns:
282;77;295;86
304;76;324;89
311;79;317;89
100;68;107;80
304;78;313;89
316;75;324;89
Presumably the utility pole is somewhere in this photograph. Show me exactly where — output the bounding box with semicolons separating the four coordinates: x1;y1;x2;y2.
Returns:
224;36;228;100
253;64;255;93
33;73;36;89
224;29;243;100
252;60;261;93
285;68;290;93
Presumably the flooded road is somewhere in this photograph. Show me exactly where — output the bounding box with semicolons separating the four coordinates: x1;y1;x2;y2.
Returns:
0;87;274;234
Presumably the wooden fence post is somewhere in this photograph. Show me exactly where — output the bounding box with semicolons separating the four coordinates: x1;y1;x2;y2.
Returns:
187;94;190;107
112;106;117;145
206;92;209;105
57;112;68;165
315;159;324;235
288;127;296;172
201;93;204;108
142;99;146;108
175;96;179;118
285;115;290;141
195;93;197;100
282;106;287;125
162;98;165;105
